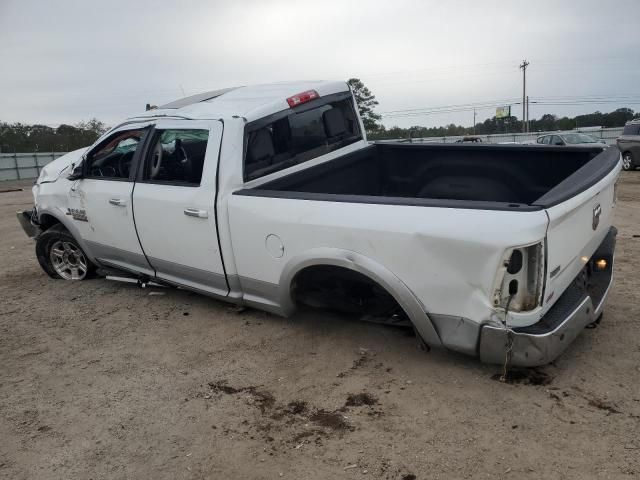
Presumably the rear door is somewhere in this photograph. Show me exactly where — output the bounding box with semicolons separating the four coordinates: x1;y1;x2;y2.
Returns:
132;120;228;296
71;125;154;275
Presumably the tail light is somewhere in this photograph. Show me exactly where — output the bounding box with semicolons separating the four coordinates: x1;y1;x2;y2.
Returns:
493;240;545;312
286;90;320;107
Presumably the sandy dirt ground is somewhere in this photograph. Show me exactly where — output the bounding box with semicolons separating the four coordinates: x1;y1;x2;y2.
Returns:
1;173;639;480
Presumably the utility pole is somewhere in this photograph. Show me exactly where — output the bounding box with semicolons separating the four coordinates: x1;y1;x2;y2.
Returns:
526;95;530;133
473;108;476;135
520;59;529;133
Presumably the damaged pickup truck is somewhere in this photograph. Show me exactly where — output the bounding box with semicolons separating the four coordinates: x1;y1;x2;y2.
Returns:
17;81;620;366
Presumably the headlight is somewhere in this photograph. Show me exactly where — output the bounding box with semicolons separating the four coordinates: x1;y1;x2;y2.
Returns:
493;240;545;312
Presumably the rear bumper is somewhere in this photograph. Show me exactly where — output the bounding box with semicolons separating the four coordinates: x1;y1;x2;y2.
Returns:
16;209;40;238
478;226;617;367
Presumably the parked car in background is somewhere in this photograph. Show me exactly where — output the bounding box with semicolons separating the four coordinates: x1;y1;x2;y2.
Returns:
584;133;606;144
536;132;607;146
617;119;640;171
454;136;483;143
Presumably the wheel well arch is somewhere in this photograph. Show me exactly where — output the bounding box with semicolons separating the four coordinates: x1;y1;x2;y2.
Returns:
290;264;408;320
277;248;442;347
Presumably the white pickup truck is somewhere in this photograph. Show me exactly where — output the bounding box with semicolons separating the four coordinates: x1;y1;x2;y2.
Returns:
17;81;620;367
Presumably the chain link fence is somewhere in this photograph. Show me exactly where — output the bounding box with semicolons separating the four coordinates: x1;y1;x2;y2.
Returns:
0;152;68;181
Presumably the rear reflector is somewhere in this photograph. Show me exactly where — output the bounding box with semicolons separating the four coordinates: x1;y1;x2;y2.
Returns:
286;90;320;107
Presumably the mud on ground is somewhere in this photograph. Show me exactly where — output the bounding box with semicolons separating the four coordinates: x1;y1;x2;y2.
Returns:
1;174;639;479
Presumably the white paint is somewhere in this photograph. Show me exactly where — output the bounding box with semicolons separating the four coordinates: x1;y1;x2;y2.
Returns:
30;81;619;341
132;119;227;295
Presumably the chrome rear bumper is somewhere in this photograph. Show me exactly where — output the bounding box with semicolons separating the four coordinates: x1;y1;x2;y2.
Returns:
479;226;616;367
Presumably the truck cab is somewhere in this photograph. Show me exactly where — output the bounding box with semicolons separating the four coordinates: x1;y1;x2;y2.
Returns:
28;81;365;292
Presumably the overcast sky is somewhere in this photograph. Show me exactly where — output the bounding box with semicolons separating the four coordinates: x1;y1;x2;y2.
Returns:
1;0;639;129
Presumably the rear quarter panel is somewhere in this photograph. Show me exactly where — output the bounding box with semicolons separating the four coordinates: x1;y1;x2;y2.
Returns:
226;195;549;325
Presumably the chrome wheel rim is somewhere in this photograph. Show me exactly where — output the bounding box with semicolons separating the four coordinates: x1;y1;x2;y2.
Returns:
49;240;88;280
622;154;632;170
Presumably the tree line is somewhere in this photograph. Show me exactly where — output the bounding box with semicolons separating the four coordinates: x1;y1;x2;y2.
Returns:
366;107;639;140
347;78;639;140
2;78;639;152
0;119;108;153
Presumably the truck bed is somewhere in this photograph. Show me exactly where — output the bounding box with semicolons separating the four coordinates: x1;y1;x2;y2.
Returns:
236;143;619;211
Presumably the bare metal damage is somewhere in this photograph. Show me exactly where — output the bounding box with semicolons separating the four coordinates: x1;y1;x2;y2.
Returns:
480;226;616;366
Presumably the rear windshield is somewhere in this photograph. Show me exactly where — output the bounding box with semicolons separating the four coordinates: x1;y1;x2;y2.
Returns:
243;93;362;181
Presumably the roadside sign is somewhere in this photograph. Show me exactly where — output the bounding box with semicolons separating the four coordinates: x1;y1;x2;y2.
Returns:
496;106;511;119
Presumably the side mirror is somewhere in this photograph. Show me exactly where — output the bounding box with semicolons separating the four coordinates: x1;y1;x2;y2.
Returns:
67;162;84;180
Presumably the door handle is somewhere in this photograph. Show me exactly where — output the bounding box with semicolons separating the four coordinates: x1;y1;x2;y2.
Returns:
109;198;127;207
184;208;208;218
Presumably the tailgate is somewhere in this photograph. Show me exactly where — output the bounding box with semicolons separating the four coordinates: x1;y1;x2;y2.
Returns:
542;163;619;312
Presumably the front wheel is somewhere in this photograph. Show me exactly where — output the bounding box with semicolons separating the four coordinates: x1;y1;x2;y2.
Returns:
622;152;634;171
36;224;95;280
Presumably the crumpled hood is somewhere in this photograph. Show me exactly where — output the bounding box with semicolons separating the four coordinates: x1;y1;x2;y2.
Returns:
37;147;89;184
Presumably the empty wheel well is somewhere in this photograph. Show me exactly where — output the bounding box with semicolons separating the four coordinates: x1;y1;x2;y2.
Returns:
38;213;62;231
291;265;409;321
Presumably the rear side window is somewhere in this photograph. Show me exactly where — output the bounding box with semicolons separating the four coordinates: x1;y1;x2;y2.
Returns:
143;129;209;185
244;95;361;181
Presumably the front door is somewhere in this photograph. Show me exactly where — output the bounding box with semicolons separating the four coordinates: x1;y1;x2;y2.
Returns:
132;120;227;296
71;126;154;275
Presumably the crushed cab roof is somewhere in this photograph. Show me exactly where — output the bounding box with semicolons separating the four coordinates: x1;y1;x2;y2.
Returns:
128;80;350;123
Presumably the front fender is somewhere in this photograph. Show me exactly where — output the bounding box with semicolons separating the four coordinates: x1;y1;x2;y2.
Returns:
35;207;99;265
277;247;443;347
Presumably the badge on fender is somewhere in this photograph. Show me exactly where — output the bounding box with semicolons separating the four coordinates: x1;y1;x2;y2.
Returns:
66;208;88;222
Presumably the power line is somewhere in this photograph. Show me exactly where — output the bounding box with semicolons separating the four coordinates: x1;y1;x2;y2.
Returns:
380;95;640;119
382;105;505;119
380;98;521;115
530;97;640;106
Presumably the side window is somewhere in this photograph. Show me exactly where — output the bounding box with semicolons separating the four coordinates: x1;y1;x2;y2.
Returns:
551;135;564;145
536;137;544;144
86;129;145;179
541;136;551;145
244;96;362;181
143;129;209;185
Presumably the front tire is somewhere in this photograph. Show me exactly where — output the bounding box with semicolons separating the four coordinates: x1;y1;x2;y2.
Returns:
36;224;95;280
622;152;634;171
